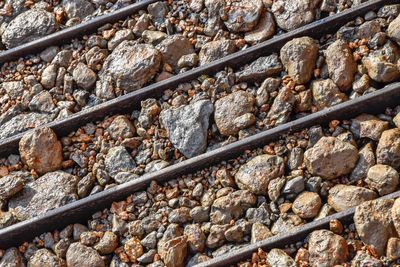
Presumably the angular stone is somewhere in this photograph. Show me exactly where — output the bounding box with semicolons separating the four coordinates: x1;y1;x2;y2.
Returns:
94;231;119;255
184;224;206;254
0;113;52;140
29;248;65;267
235;154;284;195
107;116;135;140
108;29;134;51
351;251;383;267
376;128;400;169
214;91;255;136
251;222;273;243
271;0;320;31
2;9;56;48
66;243;104;267
388;14;400;45
62;0;95;20
19;127;63;175
0;173;24;200
266;87;296;126
41;64;58;89
304;137;358;180
387;237;400;261
366;164;399;196
222;0;263;32
271;214;303;235
354;199;396;256
73;63;96;90
105;146;136;178
350;143;376;182
0;247;24;267
351;114;389;141
97;41;161;98
328;184;377;212
311;79;347;110
280;37;319;84
158;236;187;267
160;100;213;158
199;40;237;66
325;40;357;91
156;35;194;70
8;171;78;220
266;249;296;267
245;11;275;44
308;230;349;267
210;190;256;224
236;54;283;82
29;91;56;113
392;198;400;236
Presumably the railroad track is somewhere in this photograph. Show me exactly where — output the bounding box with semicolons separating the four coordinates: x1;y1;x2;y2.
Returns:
0;0;400;266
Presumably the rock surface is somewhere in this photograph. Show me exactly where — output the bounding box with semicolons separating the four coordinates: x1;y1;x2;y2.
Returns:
199;40;237;65
29;248;65;267
308;230;349;267
292;192;321;219
376;128;400;169
266;249;296;267
19;127;63;175
328;184;377;212
0;113;53;140
366;164;399;196
354;199;396;256
325;40;357;91
105;146;136;178
2;9;57;48
160;100;214;158
311;79;347;110
244;11;275;44
222;0;263;32
66;243;105;267
0;173;24;201
304;137;358;180
156;35;194;70
8;171;78;220
214;91;255;136
235;154;284;195
236;54;283;82
280;37;319;84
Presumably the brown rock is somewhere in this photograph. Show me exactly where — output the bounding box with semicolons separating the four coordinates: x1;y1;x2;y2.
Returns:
354;199;396;256
308;230;349;267
156;35;194;70
387;237;400;261
304;137;358;180
388;14;400;45
328;184;377;212
66;243;104;267
311;79;347;110
292;192;321;219
251;222;273;243
266;249;296;267
391;198;400;236
94;231;119;255
351;114;389;141
376;128;400;169
214;91;255;136
280;37;319;84
19;127;63;175
124;237;144;263
29;248;65;267
184;224;206;253
108;115;136;140
72;62;96;90
159;236;188;267
366;164;399;196
325;40;357;91
235;154;284;195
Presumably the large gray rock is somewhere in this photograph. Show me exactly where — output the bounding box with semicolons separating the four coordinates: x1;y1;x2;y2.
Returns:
354;199;396;256
105;146;136;178
222;0;263;32
304;137;358;180
0;113;53;140
62;0;95;20
66;243;104;267
214;91;255;136
97;41;161;99
235;154;284;195
160;100;214;158
271;0;321;31
2;9;56;48
280;37;319;84
19;127;63;175
8;171;78;220
236;54;283;82
325;40;357;91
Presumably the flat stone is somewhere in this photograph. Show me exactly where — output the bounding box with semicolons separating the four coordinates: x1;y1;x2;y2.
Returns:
66;243;104;267
325;40;357;91
245;11;275;44
2;9;56;48
354;199;396;256
236;54;283;82
199;40;237;66
8;171;78;220
366;164;399;196
280;37;319;84
19;127;63;175
160;100;214;158
304;137;358;180
308;230;349;266
0;173;24;200
235;154;284;195
376;128;400;169
328;184;377;212
97;41;161;99
214;91;255;136
271;0;320;31
351;114;389;141
311;79;347;110
222;0;263;32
